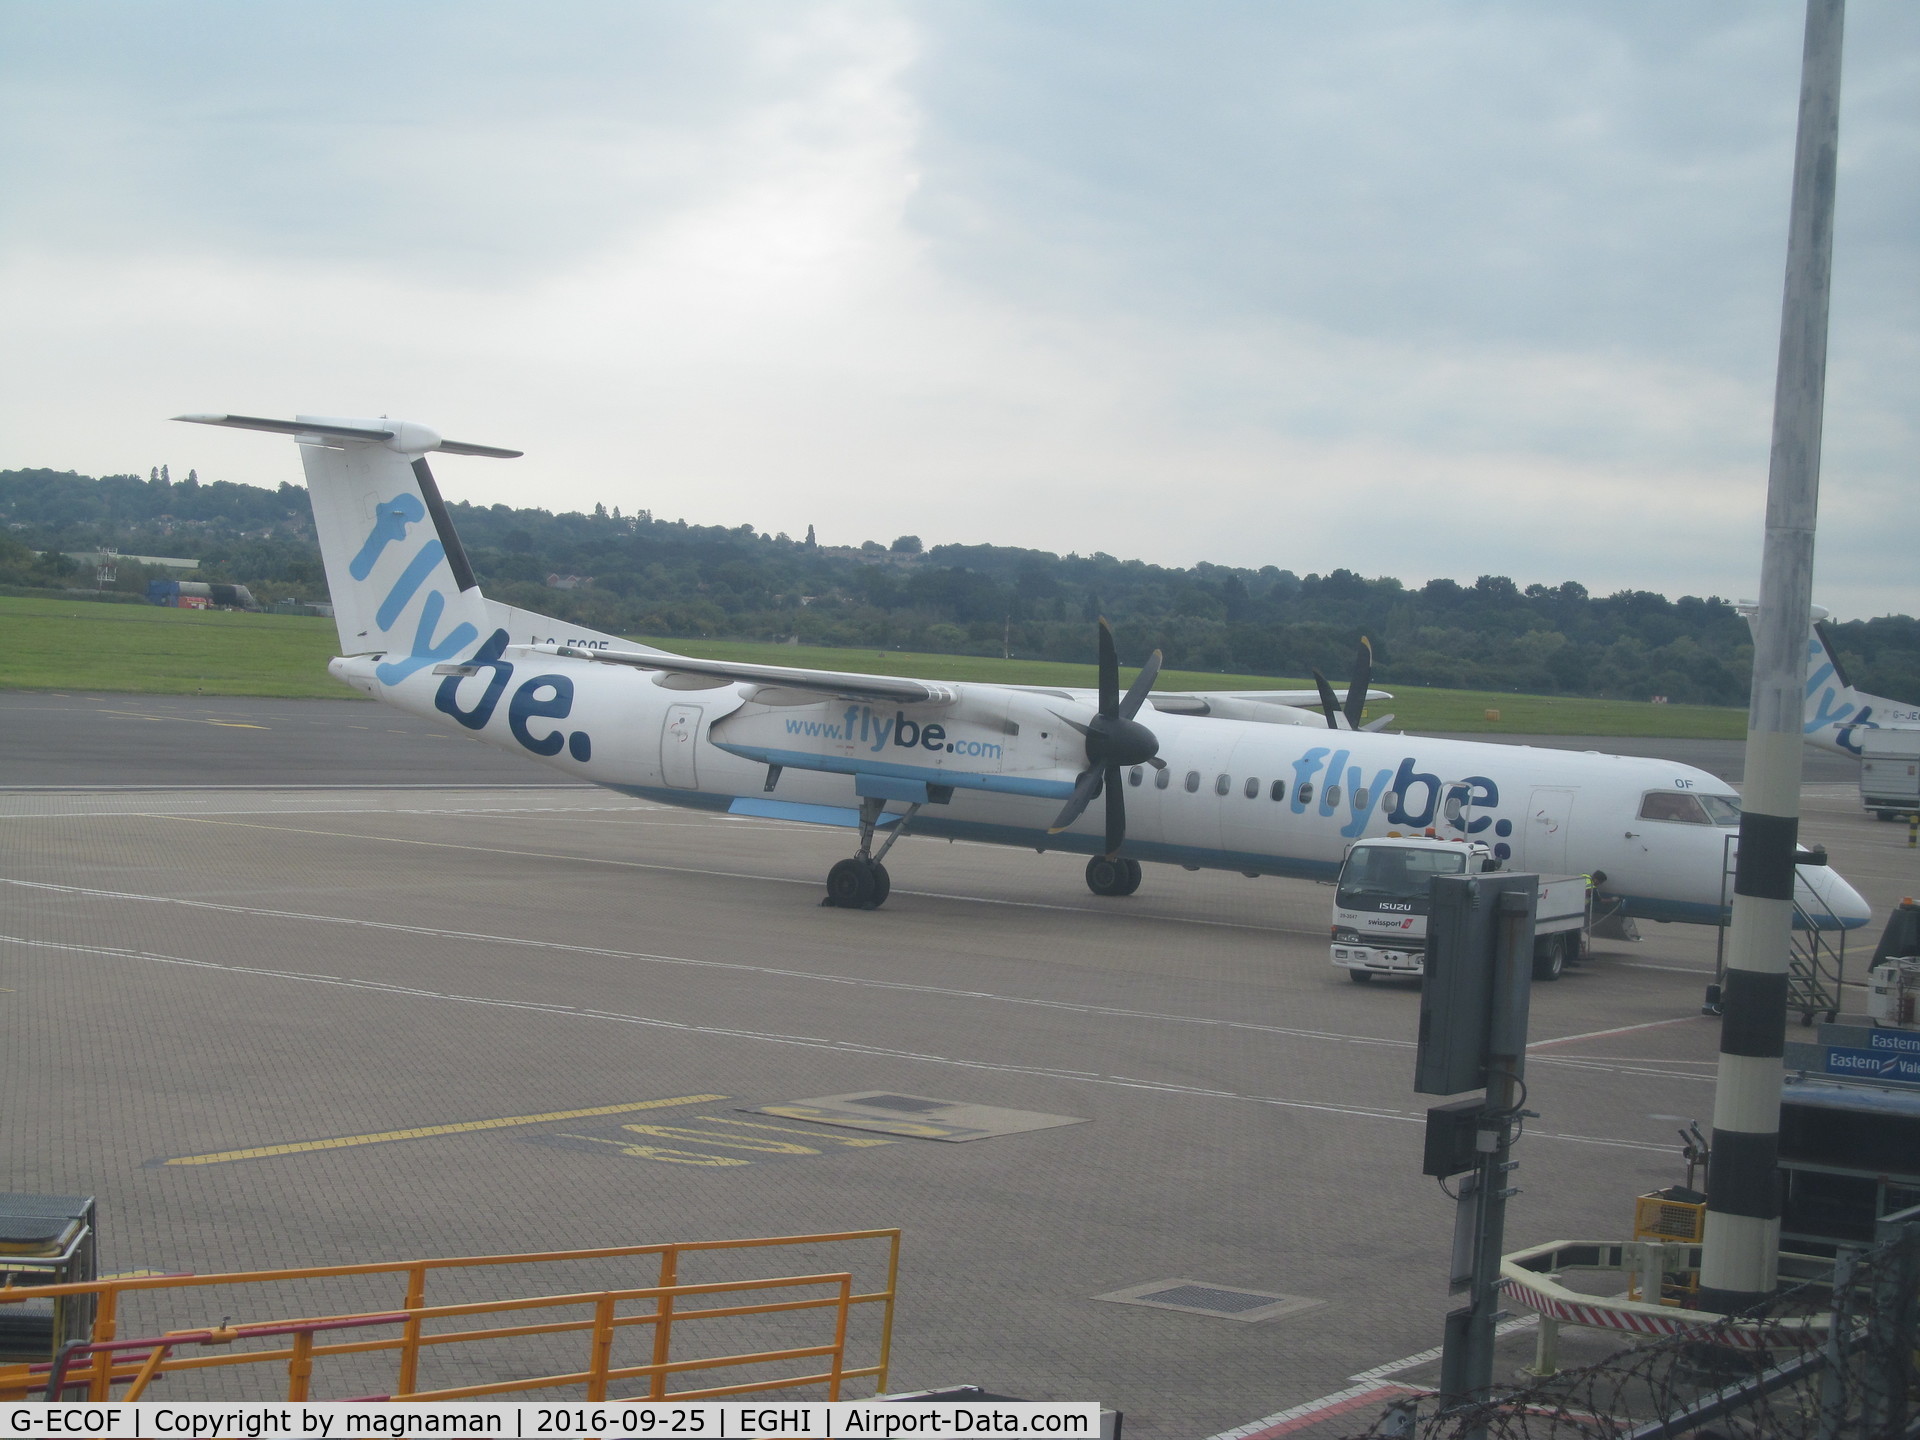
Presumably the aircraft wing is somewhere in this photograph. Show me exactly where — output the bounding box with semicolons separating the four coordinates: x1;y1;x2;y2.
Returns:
1154;688;1383;710
542;645;957;705
1147;688;1394;729
1005;684;1380;709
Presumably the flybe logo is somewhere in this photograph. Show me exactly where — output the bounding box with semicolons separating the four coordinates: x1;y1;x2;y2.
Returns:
783;706;1003;759
351;491;594;762
1804;634;1871;751
433;629;592;762
1294;747;1510;853
351;492;480;686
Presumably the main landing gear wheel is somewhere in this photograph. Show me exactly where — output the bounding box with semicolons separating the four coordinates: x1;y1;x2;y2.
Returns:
1532;931;1570;982
1085;855;1143;897
825;858;889;910
822;794;912;910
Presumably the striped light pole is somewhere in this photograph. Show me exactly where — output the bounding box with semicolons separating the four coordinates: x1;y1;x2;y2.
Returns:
1698;0;1845;1315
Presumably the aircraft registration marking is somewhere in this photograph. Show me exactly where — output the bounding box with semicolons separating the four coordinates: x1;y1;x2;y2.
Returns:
152;1094;727;1166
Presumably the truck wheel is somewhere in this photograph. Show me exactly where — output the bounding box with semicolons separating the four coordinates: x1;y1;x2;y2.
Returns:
1532;934;1567;982
1348;969;1374;984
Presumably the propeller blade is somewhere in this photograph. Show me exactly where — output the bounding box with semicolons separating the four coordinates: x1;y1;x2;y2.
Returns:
1342;637;1373;729
1311;669;1343;729
1048;709;1093;738
1119;648;1162;720
1146;755;1168;770
1097;617;1120;718
1361;713;1396;732
1047;768;1104;834
1103;765;1126;856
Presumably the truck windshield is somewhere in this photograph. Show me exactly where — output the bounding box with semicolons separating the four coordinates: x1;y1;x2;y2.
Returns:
1336;845;1468;913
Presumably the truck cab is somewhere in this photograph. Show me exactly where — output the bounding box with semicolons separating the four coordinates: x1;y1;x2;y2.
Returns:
1330;836;1487;982
1330;835;1587;983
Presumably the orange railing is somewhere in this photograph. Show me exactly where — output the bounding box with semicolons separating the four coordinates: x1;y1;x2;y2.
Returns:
0;1229;898;1403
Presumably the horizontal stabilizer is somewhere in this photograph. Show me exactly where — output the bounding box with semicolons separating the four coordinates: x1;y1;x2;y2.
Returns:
545;644;957;705
174;413;522;459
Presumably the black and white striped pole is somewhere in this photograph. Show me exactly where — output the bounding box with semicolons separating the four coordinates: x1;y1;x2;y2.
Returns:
1698;0;1845;1315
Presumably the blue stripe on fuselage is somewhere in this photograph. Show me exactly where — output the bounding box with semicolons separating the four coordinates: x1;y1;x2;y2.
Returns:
609;788;1866;930
708;743;1077;800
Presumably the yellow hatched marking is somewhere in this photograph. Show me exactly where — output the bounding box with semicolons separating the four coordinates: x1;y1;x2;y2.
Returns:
162;1095;728;1166
696;1115;895;1148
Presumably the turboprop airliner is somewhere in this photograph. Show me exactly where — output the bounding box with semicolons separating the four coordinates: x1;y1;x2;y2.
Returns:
176;413;1871;933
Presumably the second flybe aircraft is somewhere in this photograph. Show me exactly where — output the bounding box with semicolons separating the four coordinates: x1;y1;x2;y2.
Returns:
178;413;1870;932
1766;604;1920;758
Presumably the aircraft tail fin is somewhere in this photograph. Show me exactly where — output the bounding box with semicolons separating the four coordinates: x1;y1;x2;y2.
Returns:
1799;609;1876;742
1741;599;1898;754
176;413;509;682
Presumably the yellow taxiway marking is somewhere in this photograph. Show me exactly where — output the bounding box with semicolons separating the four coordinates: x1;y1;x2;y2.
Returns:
96;707;269;730
161;1095;728;1166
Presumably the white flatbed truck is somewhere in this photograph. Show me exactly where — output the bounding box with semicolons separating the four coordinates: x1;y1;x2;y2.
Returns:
1329;835;1590;983
1857;728;1920;820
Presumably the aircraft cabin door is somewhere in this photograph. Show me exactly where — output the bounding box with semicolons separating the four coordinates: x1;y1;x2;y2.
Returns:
661;704;702;789
1526;787;1576;874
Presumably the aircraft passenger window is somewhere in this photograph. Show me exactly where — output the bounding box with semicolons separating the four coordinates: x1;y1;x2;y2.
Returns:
1155;767;1171;790
1129;766;1143;787
1639;791;1711;824
1244;777;1260;799
1297;782;1313;805
1185;770;1201;793
1215;773;1231;796
1324;784;1342;808
1270;779;1286;801
1353;787;1370;810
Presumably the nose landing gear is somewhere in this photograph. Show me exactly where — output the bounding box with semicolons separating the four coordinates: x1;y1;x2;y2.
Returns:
1085;854;1143;897
822;797;919;909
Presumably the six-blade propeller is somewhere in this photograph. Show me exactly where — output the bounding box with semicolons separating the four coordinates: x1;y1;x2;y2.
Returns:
1047;618;1165;856
1312;637;1377;730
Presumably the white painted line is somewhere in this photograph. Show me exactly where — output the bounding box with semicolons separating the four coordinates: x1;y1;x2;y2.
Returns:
1346;1312;1539;1382
1202;1381;1403;1440
0;928;1679;1151
1528;1014;1708;1050
24;808;1323;936
0;877;1710;1087
1204;1313;1538;1440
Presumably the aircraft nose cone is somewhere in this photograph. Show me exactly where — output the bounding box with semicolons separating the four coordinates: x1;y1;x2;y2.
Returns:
1795;863;1873;931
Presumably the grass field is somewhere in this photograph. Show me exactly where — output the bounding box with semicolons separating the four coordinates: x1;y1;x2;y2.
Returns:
0;595;1745;738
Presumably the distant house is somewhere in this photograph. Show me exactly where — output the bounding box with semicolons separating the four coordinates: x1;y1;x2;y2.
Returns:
52;551;198;573
546;574;591;590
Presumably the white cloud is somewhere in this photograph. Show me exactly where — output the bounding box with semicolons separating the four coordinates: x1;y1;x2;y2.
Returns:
0;1;1913;616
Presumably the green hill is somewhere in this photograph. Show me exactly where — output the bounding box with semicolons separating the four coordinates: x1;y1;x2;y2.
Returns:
0;596;1742;737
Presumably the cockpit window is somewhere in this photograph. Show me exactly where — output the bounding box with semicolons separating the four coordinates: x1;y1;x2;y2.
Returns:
1699;794;1742;826
1639;791;1711;824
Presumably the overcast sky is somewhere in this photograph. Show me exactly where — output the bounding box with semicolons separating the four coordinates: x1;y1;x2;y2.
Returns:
2;2;1914;617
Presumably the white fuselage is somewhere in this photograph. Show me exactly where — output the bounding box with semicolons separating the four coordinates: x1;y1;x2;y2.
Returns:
332;643;1870;931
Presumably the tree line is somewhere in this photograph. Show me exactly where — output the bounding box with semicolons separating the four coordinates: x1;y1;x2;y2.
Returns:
4;465;1917;706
